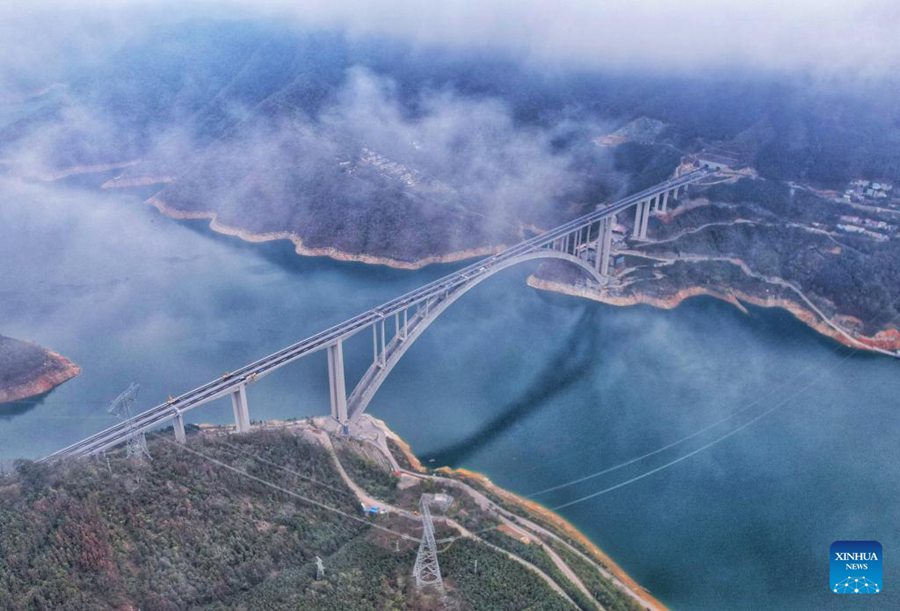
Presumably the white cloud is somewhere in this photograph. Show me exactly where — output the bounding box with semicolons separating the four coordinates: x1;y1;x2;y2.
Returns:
1;1;897;83
232;0;900;77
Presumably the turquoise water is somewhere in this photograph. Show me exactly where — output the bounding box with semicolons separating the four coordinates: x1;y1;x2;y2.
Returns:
1;176;898;609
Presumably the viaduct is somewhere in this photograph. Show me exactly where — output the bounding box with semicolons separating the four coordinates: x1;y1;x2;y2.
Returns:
40;169;712;463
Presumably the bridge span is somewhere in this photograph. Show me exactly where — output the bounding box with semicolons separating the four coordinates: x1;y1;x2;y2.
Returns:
40;169;712;463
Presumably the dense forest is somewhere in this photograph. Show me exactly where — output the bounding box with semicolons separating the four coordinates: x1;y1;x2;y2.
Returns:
2;20;897;263
0;429;636;610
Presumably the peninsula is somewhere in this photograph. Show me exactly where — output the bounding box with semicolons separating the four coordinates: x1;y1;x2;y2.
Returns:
0;415;662;610
0;335;80;404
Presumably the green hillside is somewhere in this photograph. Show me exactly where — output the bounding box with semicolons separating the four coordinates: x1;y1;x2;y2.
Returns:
0;428;631;610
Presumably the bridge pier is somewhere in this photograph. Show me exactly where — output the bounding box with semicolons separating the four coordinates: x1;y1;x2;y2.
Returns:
632;201;644;238
639;198;651;239
660;190;669;212
380;320;386;366
327;340;348;423
172;409;186;443
231;384;251;433
372;320;387;368
596;216;614;276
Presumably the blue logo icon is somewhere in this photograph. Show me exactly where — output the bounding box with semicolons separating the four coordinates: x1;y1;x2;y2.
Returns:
830;540;882;594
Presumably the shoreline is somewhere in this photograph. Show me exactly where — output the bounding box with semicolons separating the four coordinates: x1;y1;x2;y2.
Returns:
146;195;897;357
526;276;900;356
146;196;503;270
0;347;81;404
371;416;668;611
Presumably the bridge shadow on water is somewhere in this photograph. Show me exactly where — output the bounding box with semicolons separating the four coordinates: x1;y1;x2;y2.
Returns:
426;307;598;466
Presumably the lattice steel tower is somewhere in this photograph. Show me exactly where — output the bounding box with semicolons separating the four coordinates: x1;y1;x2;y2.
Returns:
413;493;453;591
107;383;150;462
315;555;325;580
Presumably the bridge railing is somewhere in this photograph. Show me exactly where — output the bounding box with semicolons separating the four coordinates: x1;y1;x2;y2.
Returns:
39;169;712;463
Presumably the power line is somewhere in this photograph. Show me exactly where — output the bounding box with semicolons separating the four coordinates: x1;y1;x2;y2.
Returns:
215;438;355;498
547;335;873;510
517;350;827;481
158;437;419;542
525;352;830;498
540;309;900;507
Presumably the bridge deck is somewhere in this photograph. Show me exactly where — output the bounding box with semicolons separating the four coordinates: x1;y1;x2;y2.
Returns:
40;169;711;462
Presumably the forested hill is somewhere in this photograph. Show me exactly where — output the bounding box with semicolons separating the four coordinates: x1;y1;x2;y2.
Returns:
2;21;897;264
0;335;80;403
0;427;644;610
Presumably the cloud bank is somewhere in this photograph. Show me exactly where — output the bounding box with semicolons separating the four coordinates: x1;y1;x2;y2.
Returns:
256;0;900;77
1;0;898;85
142;68;610;258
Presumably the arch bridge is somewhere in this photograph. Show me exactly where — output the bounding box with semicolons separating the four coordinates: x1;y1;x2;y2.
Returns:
41;169;711;463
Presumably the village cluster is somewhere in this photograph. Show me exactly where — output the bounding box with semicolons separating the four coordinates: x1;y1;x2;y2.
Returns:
842;179;894;204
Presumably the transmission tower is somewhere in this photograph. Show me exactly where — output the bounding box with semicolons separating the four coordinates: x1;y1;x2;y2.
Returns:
413;493;453;591
107;383;150;463
315;555;325;580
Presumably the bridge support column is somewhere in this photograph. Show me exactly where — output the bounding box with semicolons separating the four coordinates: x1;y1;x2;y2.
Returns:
380;320;386;367
372;324;379;366
632;201;644;238
596;216;614;276
173;410;186;444
639;198;651;239
661;190;669;212
327;340;348;423
372;322;386;368
231;384;251;433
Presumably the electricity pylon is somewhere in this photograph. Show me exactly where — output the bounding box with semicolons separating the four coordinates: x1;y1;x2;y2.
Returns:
107;383;150;463
413;493;453;591
315;556;325;580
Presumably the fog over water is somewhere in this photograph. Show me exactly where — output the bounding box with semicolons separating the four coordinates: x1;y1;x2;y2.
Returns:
1;176;898;609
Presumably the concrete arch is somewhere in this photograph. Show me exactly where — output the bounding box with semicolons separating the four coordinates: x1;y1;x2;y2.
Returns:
347;250;602;420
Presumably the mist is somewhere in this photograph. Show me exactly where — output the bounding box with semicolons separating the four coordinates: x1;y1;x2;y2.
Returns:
3;1;898;82
1;4;899;609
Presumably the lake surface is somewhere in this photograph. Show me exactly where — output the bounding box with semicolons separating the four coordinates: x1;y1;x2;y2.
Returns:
2;175;898;610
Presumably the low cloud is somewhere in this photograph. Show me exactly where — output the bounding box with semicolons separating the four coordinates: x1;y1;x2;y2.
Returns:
255;0;900;79
134;68;611;255
1;1;897;89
